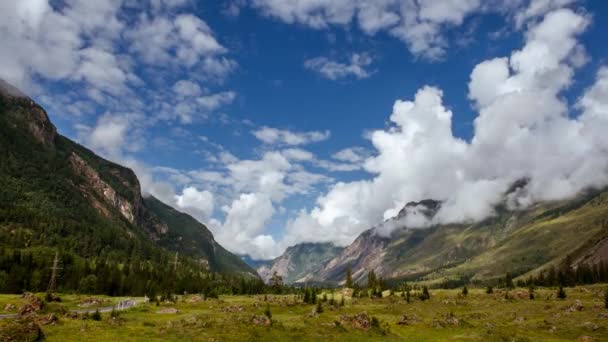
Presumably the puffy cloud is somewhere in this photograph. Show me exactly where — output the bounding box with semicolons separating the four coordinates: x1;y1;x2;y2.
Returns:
252;126;330;145
210;193;278;259
279;8;607;248
175;186;215;222
304;53;374;80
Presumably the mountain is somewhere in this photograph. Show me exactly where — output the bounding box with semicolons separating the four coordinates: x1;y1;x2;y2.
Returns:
256;243;343;284
0;81;256;294
307;189;608;286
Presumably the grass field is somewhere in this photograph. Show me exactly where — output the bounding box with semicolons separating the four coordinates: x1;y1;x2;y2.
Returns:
2;285;608;341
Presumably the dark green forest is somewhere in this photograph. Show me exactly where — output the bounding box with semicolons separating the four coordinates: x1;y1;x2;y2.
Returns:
0;90;262;296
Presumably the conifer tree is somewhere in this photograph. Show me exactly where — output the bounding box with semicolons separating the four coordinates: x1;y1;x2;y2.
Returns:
486;286;493;294
345;264;353;288
316;301;323;314
340;295;345;307
528;286;535;300
462;286;468;296
557;286;567;299
420;286;430;301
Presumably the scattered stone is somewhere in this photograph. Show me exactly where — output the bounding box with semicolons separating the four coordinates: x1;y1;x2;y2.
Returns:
397;314;419;325
251;315;271;326
340;312;371;331
599;312;608;319
0;319;44;341
65;312;79;319
579;336;593;341
514;316;526;323
186;295;205;304
566;300;584;313
78;297;110;307
37;313;58;325
444;313;459;326
156;307;180;314
221;305;244;313
4;303;16;311
306;307;319;318
19;293;45;316
548;326;557;333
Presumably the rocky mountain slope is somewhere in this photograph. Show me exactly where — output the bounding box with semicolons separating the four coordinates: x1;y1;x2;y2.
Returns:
0;80;255;277
255;243;343;284
304;189;608;286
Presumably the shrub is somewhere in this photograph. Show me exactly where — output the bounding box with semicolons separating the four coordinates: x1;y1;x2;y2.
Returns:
604;287;608;309
557;286;566;299
340;296;345;307
91;309;102;321
462;286;468;296
486;286;493;294
528;286;535;300
419;286;430;301
316;301;323;314
264;304;272;320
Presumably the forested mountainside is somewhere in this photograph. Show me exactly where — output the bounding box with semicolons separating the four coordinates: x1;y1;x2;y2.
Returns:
0;81;260;296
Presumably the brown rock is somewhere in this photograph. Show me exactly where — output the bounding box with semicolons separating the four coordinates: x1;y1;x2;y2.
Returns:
19;293;44;316
156;307;179;314
4;303;16;311
221;305;245;313
397;314;419;325
566;300;584;312
340;312;371;331
251;315;271;326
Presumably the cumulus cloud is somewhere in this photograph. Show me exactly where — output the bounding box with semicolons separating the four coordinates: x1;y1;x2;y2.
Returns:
277;8;608;249
253;126;331;145
175;186;215;222
304;53;374;80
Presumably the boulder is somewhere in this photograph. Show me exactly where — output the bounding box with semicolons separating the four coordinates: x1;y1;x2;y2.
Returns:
156;307;179;314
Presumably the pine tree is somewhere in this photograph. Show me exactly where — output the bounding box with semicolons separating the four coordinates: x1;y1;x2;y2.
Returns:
264;304;272;320
557;286;567;299
406;290;411;303
528;286;535;300
303;288;310;304
505;272;515;289
486;286;493;294
345;264;353;288
340;295;345;307
420;286;430;301
322;293;327;302
462;286;468;296
311;288;317;304
316;301;323;314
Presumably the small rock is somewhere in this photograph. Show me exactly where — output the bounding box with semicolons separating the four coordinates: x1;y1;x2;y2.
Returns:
156;307;179;314
220;305;244;313
4;303;16;311
251;315;271;326
579;336;593;341
340;312;371;331
566;300;584;313
397;314;419;325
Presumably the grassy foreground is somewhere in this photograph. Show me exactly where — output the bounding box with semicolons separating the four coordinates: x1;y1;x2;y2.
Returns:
2;285;608;341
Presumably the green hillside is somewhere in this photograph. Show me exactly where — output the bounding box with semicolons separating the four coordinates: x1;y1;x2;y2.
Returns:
0;84;259;295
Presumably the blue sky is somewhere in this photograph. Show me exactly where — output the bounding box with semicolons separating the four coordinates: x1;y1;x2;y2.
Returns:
1;0;608;259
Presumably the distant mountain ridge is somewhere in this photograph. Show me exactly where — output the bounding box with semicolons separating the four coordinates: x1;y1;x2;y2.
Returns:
253;242;343;284
268;191;608;286
0;80;256;278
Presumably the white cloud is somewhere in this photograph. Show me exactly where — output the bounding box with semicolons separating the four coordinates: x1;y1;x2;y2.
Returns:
278;8;607;249
304;53;374;80
252;126;331;145
210;193;278;259
251;0;583;61
332;147;370;163
175;186;215;222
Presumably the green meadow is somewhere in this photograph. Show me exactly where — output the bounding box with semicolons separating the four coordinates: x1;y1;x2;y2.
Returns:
2;285;608;341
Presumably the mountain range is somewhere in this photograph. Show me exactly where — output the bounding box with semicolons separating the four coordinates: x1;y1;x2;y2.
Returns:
250;185;608;287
